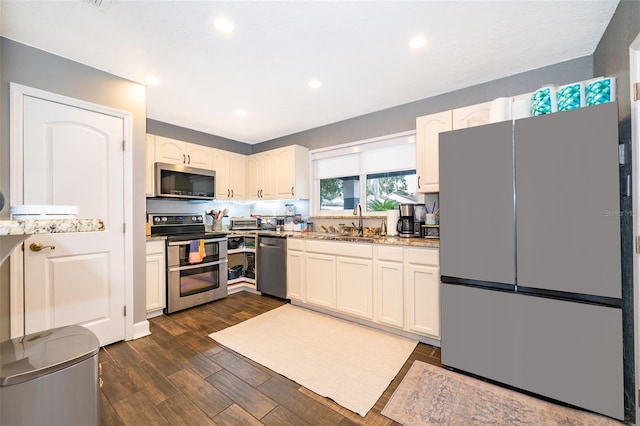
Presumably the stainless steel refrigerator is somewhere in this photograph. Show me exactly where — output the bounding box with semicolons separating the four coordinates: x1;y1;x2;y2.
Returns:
439;102;624;420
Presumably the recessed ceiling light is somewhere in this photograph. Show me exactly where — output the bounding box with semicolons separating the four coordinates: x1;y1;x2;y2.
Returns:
308;80;322;89
146;75;160;85
214;17;235;34
235;109;247;117
409;35;427;49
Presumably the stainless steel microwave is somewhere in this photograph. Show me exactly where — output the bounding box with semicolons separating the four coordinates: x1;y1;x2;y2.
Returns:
155;162;215;200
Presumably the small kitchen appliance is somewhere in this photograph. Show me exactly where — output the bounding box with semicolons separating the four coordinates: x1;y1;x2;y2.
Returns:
413;204;426;237
397;204;414;238
230;217;261;230
154;162;215;200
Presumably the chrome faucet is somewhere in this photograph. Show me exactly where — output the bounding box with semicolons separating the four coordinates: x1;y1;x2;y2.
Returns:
352;203;363;236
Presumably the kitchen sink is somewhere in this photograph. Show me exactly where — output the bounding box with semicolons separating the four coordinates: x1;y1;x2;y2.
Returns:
313;232;380;243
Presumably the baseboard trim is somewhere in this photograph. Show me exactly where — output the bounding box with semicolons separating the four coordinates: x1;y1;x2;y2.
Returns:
132;320;151;340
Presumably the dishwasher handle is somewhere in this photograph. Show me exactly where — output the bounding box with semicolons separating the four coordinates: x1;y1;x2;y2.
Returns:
259;242;281;248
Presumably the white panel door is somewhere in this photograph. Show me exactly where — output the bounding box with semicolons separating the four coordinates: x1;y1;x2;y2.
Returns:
452;101;491;130
286;249;304;301
336;256;373;320
375;260;404;328
305;253;336;309
415;111;452;193
155;136;186;165
212;148;231;199
405;264;440;338
274;147;294;198
22;95;126;346
145;240;165;316
229;153;246;199
186;142;213;169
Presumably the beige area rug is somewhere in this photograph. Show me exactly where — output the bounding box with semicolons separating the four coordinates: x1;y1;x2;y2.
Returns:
209;304;417;416
382;360;622;425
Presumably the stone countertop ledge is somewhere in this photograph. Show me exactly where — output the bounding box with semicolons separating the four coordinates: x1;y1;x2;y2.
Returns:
0;219;105;236
0;219;105;267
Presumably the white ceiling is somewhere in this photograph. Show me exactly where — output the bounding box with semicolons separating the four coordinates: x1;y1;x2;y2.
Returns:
1;0;620;144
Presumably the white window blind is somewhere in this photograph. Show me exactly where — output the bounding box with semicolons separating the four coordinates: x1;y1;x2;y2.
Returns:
313;132;416;179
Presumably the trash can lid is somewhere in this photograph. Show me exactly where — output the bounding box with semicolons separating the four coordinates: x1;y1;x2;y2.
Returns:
0;325;100;386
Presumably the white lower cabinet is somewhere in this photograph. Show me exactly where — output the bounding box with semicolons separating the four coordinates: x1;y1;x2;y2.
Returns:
287;239;440;341
404;248;440;338
305;253;336;309
146;240;166;318
337;256;373;320
375;246;405;329
286;245;305;301
405;263;440;338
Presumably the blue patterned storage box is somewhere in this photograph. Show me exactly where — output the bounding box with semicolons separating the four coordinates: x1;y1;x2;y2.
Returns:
585;77;616;106
557;82;585;111
531;86;557;116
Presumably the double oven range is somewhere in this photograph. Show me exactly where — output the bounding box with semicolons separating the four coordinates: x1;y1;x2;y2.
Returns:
149;214;228;314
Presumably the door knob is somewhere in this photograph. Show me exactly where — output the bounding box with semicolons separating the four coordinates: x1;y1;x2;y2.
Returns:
29;242;55;252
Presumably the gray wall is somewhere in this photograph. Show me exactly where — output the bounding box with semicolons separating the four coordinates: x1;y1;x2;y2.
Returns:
0;37;148;339
147;119;251;155
252;56;594;153
594;0;640;121
593;0;640;421
145;56;593;156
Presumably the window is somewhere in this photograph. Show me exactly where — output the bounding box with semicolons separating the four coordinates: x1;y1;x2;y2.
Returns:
320;176;359;210
312;132;420;215
366;170;417;212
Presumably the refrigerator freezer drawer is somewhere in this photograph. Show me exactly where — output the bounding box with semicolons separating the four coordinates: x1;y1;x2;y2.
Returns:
441;283;624;420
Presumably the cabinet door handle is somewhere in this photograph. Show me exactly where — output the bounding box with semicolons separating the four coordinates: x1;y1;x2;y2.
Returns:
291;186;294;196
231;189;234;198
417;175;421;188
227;189;230;197
187;155;191;164
182;154;186;164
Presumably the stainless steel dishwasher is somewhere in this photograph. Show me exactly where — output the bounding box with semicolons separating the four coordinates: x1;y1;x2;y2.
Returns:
257;235;287;298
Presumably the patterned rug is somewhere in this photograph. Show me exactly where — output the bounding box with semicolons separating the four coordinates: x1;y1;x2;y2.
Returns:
381;360;622;425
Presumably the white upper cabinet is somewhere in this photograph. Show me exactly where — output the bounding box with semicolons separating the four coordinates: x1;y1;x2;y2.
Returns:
416;111;452;193
248;150;274;199
229;153;246;199
416;101;493;194
212;148;246;199
273;145;309;199
249;145;309;200
148;136;307;200
452;101;492;130
155;136;213;169
145;134;155;196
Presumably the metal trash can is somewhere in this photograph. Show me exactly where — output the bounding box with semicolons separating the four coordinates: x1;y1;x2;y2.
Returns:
0;325;100;426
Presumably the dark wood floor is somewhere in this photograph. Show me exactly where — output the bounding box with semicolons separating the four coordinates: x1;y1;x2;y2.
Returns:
99;291;443;425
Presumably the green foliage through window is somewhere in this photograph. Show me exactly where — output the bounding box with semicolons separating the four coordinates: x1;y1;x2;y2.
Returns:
366;170;417;212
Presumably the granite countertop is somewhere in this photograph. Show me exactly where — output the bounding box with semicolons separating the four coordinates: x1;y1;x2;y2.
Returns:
0;219;105;236
288;232;440;248
0;219;106;266
148;230;439;248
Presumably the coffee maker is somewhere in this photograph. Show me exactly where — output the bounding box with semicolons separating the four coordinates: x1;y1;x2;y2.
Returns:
413;204;426;237
397;204;414;238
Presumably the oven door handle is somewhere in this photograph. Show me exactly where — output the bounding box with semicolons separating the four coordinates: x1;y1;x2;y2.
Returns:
169;259;227;272
168;237;227;246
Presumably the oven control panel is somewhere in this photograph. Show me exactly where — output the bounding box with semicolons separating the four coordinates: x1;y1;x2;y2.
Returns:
149;214;204;226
